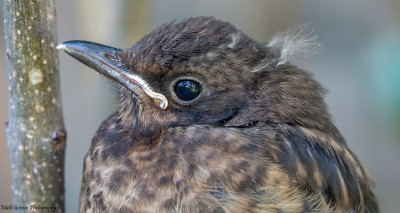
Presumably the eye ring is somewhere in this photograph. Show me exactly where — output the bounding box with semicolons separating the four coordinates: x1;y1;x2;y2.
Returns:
170;77;204;104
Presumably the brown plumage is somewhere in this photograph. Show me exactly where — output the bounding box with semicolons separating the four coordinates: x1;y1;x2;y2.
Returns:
58;17;379;213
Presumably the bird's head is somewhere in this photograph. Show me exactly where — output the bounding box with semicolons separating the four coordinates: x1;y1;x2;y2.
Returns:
58;17;332;135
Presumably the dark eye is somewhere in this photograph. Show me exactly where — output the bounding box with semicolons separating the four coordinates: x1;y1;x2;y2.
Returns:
173;80;202;102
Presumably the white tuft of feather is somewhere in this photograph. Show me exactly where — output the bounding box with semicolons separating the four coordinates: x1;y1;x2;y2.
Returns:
267;24;321;66
228;32;241;49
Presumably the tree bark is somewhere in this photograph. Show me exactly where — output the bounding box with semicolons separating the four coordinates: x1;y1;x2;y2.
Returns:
4;0;65;212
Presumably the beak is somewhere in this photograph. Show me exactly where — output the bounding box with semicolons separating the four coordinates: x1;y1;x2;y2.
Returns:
57;40;168;109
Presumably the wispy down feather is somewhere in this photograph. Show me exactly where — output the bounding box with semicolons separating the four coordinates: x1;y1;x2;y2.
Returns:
267;24;321;66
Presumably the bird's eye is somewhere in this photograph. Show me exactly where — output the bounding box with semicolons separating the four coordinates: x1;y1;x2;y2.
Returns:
173;79;202;102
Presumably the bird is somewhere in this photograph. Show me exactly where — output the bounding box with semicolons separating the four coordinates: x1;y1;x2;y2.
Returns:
58;17;379;213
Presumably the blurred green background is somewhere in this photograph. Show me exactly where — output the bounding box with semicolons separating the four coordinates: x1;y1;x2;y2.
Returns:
1;0;399;212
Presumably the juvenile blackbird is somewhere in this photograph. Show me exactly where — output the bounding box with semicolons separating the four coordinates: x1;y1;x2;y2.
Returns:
58;17;379;213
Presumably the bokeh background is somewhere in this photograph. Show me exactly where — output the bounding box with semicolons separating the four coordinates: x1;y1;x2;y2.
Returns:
1;0;399;212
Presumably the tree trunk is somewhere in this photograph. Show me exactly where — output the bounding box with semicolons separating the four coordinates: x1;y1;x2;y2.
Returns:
4;0;65;212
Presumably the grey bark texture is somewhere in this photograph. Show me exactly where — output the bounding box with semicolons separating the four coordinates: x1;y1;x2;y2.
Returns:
4;0;66;212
